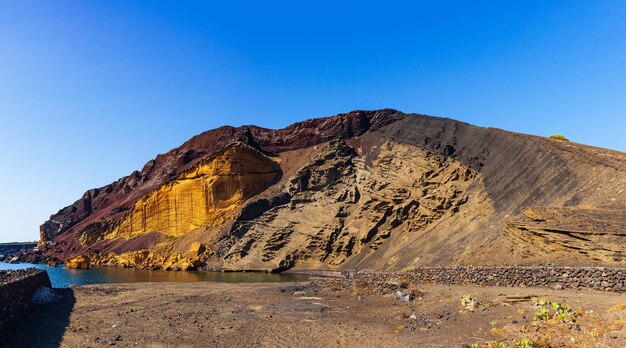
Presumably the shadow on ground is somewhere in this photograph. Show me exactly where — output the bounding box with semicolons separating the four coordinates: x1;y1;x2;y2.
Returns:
0;288;75;347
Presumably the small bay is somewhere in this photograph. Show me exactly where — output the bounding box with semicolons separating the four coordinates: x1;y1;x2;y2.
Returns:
0;262;307;288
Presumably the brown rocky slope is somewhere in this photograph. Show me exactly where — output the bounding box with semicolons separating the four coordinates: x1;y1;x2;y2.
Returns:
31;109;626;271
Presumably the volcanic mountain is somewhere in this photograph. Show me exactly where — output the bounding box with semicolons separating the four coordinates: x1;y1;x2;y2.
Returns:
34;109;626;271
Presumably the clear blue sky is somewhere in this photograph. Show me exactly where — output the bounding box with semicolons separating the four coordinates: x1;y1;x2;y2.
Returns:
1;1;625;243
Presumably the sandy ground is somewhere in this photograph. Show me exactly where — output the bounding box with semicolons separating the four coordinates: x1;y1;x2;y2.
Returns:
2;280;625;347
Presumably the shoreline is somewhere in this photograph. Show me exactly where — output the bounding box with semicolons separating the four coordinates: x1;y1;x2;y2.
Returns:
3;261;625;293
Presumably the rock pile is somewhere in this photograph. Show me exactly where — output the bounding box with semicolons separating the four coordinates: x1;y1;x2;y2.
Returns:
323;266;626;293
0;268;52;328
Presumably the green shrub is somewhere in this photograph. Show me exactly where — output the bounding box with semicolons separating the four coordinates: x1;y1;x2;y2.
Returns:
552;301;576;322
493;341;507;348
531;299;578;323
514;338;533;348
531;297;549;306
534;307;550;321
400;266;416;273
549;134;569;141
460;294;479;311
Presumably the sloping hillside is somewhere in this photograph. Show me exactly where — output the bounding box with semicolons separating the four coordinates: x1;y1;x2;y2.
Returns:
32;109;626;271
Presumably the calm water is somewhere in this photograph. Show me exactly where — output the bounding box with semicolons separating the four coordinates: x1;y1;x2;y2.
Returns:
0;262;308;288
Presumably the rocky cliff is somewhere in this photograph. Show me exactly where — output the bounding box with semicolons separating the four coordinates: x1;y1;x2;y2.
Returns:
32;109;626;271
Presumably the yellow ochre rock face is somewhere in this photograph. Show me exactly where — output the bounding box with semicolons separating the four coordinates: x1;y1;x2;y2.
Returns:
188;242;206;256
87;249;207;271
65;255;91;269
106;142;281;240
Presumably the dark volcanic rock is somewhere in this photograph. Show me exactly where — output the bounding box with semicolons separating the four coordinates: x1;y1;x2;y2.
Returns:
0;268;52;328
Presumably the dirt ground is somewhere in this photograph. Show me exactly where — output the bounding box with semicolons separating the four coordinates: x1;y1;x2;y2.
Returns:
2;280;625;347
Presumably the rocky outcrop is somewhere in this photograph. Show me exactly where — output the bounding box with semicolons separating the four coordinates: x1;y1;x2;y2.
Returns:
32;109;626;271
65;255;91;269
220;139;484;271
503;206;626;264
0;269;52;328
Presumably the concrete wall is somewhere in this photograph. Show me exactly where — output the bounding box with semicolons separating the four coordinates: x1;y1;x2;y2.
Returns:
0;268;52;328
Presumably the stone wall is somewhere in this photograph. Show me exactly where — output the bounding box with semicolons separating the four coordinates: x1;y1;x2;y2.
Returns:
0;268;52;328
344;266;625;293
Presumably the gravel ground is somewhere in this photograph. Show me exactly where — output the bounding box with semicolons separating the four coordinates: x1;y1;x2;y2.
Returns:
1;280;625;347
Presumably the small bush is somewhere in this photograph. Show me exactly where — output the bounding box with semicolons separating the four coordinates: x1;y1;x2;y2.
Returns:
463;245;473;256
492;341;506;348
608;303;626;312
390;277;410;288
399;278;409;288
549;134;569;141
552;301;576;323
534;307;550;321
514;338;533;348
460;294;479;311
400;266;416;273
531;299;578;323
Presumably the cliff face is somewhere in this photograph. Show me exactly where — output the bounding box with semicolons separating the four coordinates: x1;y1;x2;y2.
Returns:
35;109;626;271
220;139;486;271
103;142;280;241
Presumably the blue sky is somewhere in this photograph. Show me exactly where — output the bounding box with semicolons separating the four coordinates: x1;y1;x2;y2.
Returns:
1;1;625;242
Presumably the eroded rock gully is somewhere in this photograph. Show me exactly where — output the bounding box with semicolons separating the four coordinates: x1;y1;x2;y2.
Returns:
221;139;482;271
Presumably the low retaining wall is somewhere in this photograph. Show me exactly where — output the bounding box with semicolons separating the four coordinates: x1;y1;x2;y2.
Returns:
0;268;52;328
346;266;626;293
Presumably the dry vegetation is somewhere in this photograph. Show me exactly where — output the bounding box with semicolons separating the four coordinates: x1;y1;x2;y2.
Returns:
549;134;570;141
481;297;626;347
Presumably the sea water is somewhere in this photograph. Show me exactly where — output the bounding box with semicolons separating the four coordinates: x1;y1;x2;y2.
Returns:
0;262;307;288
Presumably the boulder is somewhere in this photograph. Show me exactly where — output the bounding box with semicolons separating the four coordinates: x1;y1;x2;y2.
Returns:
65;255;91;269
